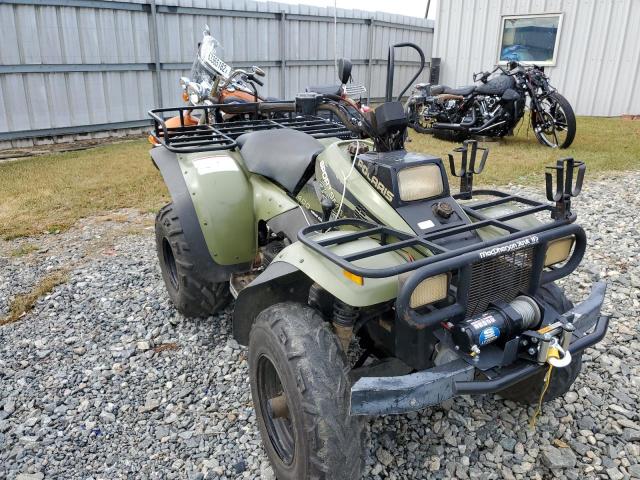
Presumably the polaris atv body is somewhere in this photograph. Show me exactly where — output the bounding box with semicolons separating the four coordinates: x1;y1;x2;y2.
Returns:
148;88;608;479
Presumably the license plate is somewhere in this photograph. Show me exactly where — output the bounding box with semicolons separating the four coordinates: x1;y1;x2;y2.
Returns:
207;51;232;79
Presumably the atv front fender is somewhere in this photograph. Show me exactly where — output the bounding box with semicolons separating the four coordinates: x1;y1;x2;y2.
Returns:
151;146;253;282
232;232;409;345
273;233;408;307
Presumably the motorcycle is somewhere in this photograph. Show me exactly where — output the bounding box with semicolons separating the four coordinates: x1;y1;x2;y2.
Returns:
177;25;268;124
406;61;576;148
305;58;370;117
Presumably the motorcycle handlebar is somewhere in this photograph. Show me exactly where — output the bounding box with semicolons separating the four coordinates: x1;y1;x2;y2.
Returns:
250;75;264;87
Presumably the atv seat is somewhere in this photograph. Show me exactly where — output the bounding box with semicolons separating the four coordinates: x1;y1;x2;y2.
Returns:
237;129;324;195
442;85;476;96
306;84;342;96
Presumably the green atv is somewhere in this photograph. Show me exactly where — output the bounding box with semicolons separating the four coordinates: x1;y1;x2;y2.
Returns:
148;63;608;479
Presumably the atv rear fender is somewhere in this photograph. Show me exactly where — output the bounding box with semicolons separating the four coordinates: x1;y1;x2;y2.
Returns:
152;147;296;282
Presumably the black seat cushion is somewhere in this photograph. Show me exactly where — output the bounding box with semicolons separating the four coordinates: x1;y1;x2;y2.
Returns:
443;85;476;96
305;84;342;96
430;85;446;95
237;129;324;195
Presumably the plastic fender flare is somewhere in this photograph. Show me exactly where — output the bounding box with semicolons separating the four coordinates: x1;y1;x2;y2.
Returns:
233;262;312;345
233;237;407;345
150;146;251;283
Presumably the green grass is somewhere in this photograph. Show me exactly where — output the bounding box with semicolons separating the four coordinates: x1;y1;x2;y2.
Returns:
408;116;640;185
0;140;168;239
0;116;638;240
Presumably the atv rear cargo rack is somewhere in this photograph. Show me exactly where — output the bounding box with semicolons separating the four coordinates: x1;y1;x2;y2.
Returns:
149;102;353;153
298;190;586;328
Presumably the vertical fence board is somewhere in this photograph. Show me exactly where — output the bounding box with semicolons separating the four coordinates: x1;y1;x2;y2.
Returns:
0;0;433;142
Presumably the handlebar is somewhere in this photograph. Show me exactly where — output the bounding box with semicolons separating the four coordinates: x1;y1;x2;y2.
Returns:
250;75;264;87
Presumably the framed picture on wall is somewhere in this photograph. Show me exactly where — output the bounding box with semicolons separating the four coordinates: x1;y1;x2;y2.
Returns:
498;13;563;66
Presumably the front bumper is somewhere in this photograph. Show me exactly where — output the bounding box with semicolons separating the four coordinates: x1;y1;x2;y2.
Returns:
350;282;608;416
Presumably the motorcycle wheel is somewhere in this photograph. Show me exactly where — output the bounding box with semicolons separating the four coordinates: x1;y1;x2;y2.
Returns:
532;93;576;149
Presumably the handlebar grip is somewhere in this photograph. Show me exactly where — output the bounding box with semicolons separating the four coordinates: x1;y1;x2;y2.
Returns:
251;76;264;87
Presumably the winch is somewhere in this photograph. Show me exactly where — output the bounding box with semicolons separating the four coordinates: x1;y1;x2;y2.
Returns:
451;295;542;354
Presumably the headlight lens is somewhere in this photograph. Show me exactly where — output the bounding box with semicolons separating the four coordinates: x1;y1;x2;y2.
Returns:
187;83;202;105
397;164;444;201
400;273;449;309
544;236;575;267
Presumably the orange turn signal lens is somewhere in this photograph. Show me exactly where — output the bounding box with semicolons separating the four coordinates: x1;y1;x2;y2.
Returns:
343;270;364;286
182;91;189;102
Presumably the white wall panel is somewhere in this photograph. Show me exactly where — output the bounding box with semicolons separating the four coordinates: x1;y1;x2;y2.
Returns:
433;0;640;116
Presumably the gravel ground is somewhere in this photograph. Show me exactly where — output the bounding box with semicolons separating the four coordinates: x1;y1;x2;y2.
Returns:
1;172;639;480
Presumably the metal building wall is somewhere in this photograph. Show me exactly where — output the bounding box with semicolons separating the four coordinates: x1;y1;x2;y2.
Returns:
432;0;640;116
0;0;433;146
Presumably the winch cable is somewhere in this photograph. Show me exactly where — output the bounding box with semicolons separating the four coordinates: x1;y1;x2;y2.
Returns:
528;339;571;429
335;140;360;219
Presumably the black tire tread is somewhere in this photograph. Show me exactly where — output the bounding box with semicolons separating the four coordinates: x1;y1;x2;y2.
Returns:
155;203;229;317
250;303;364;480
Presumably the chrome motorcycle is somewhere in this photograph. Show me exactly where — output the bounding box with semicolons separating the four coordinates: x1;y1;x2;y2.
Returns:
406;61;576;148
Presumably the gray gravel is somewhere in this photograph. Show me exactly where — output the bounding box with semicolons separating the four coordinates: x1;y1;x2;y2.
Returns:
1;172;639;479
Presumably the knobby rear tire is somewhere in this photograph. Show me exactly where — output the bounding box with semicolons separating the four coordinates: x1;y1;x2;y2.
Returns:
155;203;230;318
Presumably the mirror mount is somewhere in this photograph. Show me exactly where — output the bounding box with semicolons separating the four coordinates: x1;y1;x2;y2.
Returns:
337;58;352;85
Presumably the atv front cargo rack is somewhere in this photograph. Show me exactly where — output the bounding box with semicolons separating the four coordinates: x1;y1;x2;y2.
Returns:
298;190;586;328
149;103;353;153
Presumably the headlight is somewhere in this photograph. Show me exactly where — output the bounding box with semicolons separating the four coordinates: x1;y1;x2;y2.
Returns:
400;273;449;308
397;164;444;201
544;236;575;267
187;82;202;105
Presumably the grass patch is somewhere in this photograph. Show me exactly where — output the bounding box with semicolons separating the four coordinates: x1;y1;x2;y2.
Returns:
0;270;69;326
408;116;640;185
10;243;40;257
0;140;168;239
0;117;637;240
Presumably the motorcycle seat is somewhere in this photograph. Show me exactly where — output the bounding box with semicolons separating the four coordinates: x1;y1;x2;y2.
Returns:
442;85;476;96
306;84;342;96
429;85;446;95
237;129;324;195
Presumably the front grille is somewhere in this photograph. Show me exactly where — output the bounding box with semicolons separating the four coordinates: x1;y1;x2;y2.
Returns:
466;246;534;317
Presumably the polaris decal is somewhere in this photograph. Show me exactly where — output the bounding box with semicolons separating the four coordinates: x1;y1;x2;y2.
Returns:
318;160;383;224
478;326;500;346
356;159;395;203
477;235;539;259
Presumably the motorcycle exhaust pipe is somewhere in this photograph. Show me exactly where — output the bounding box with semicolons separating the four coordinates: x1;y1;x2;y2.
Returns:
431;110;477;132
469;107;505;133
431;122;469;132
473;120;506;134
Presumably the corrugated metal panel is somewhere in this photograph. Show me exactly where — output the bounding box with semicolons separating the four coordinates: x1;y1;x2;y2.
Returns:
433;0;640;116
0;0;433;143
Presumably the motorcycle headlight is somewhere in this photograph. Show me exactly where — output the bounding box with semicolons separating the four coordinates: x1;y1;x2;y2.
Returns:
544;236;575;267
397;164;444;202
400;273;449;308
187;82;202;105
